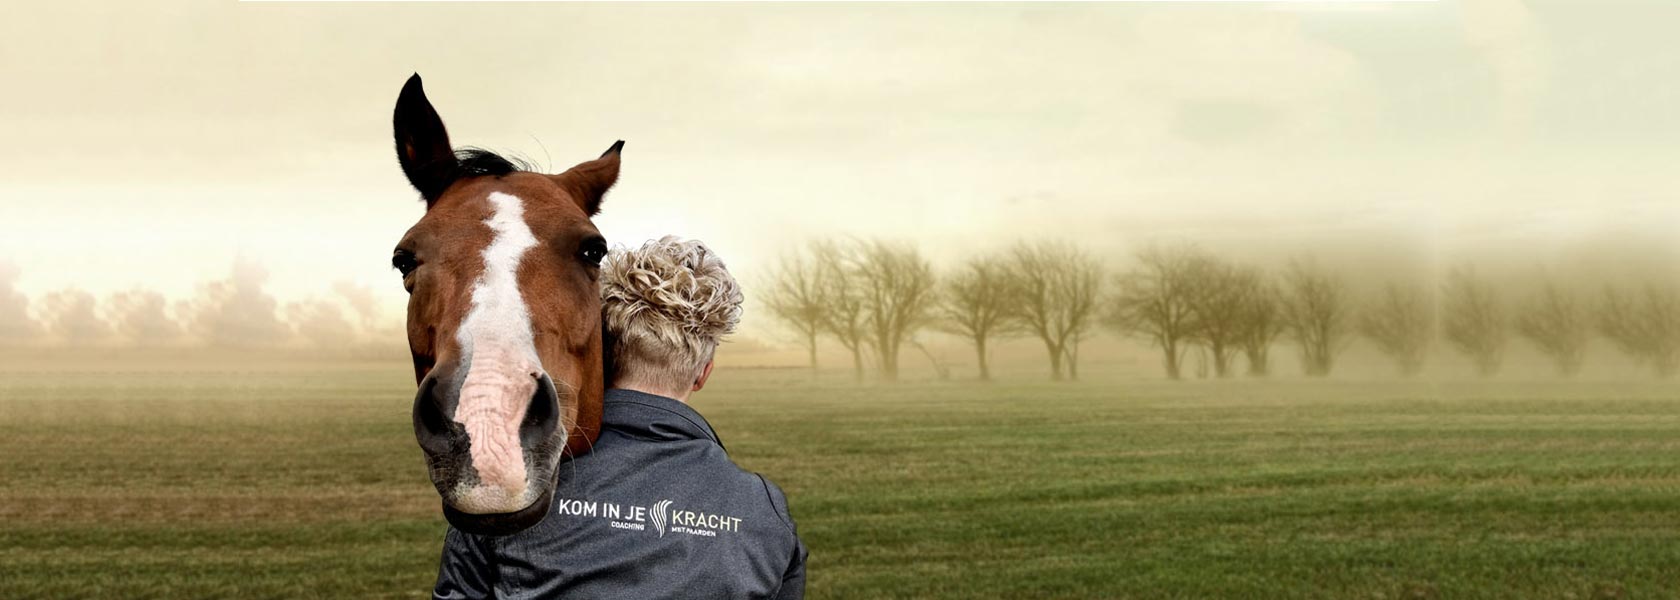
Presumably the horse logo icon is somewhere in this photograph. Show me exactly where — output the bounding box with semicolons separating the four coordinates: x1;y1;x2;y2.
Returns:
651;499;674;538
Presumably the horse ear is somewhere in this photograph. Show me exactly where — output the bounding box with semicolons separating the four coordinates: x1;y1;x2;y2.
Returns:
393;73;459;207
551;141;623;216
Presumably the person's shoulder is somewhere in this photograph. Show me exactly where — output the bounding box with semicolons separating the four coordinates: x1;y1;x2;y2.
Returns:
751;472;799;535
752;471;807;572
688;450;799;537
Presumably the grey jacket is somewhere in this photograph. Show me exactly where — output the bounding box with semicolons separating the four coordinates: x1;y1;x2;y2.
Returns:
433;388;808;599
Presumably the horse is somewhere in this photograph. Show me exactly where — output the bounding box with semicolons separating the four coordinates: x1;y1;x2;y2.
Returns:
390;74;620;536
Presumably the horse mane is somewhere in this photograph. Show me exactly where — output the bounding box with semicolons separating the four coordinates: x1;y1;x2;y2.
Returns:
454;148;534;177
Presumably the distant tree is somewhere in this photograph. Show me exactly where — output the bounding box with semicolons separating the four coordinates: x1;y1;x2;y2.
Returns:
1598;284;1680;377
1441;267;1507;377
1281;259;1352;377
1515;280;1591;377
1004;241;1103;381
812;240;869;381
851;240;938;381
108;288;182;344
1185;256;1250;377
1106;244;1202;380
1058;264;1104;382
287;298;356;349
1359;283;1434;377
0;261;43;343
937;255;1018;381
1234;269;1285;377
183;258;291;348
331;281;383;331
38;288;114;344
762;250;827;374
1065;330;1088;381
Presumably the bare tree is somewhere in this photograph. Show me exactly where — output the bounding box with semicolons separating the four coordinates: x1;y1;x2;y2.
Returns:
812;240;869;381
1059;256;1102;381
937;255;1018;381
1359;283;1433;377
1106;244;1202;380
1004;241;1103;381
1281;259;1352;377
851;239;938;381
1234;270;1285;377
1185;256;1250;377
1599;284;1680;377
1515;280;1590;377
762;249;827;374
1441;267;1507;377
1065;330;1087;380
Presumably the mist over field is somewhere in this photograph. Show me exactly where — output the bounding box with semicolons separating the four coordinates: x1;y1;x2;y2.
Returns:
4;230;1679;383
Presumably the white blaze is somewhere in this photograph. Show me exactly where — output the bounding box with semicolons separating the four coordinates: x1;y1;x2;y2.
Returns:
452;191;545;514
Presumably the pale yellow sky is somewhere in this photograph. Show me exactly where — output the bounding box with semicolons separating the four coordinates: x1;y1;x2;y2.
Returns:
3;0;1679;336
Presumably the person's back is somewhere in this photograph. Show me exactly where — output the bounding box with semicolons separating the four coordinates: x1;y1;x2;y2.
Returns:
433;389;804;598
433;236;806;599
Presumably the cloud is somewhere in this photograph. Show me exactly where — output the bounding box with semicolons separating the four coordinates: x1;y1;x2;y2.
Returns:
108;288;183;344
183;257;293;347
38;288;114;344
0;261;43;343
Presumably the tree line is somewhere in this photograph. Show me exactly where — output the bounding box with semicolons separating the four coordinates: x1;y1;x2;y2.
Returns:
0;260;398;355
763;240;1100;382
762;240;1680;381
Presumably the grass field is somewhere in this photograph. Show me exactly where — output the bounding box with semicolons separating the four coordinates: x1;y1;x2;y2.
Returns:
3;364;1680;599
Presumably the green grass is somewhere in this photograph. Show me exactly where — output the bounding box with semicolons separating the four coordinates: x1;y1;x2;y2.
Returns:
3;366;1680;598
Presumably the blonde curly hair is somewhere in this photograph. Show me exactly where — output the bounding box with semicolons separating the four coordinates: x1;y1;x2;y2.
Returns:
600;236;743;389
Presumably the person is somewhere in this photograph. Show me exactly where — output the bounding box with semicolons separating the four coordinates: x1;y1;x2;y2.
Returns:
433;235;807;599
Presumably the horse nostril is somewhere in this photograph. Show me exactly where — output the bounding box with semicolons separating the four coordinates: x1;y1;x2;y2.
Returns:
520;373;561;449
413;375;454;455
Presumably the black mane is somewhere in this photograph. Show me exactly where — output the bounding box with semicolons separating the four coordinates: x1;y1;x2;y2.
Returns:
455;148;533;177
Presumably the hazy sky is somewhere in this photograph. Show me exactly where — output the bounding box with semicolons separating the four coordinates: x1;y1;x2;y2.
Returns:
4;0;1679;328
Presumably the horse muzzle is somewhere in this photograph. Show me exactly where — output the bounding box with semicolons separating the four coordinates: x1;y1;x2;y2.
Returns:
414;365;566;536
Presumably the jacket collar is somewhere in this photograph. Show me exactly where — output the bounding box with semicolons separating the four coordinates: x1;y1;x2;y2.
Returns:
601;388;725;450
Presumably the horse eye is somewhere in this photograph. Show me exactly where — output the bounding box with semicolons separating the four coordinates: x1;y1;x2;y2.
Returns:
392;252;421;276
579;240;607;267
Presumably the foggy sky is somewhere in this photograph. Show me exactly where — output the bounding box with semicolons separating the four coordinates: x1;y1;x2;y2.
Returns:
3;0;1679;347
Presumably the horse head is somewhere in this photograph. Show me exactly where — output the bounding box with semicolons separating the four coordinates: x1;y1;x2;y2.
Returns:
391;74;616;535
